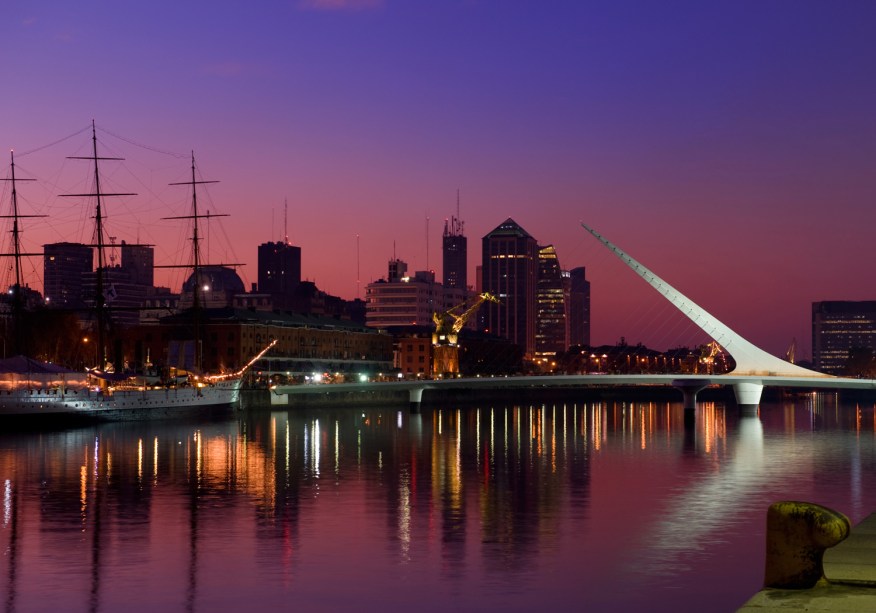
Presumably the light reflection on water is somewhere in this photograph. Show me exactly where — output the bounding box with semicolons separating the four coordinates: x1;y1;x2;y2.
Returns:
1;394;875;612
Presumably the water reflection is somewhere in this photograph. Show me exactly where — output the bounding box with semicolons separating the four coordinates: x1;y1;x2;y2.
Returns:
1;395;875;611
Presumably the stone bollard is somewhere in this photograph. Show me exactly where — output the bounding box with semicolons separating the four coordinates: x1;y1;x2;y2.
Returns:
764;501;850;589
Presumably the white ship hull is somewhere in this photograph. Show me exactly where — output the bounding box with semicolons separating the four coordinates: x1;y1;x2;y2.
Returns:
0;378;242;422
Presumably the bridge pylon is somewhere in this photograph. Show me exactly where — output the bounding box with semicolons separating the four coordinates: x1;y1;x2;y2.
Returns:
581;223;831;409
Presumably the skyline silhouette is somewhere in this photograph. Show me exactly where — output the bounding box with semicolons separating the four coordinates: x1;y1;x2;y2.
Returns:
3;1;875;358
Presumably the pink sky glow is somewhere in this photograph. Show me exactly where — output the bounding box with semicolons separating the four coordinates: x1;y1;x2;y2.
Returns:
2;1;875;359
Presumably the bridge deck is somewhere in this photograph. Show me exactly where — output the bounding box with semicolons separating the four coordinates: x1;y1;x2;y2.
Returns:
271;373;876;398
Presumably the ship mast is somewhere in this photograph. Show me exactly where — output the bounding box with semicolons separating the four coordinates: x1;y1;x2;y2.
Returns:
163;153;238;372
62;121;136;370
0;151;44;356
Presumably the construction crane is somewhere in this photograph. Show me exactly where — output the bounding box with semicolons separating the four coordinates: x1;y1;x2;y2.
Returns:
432;292;499;376
699;340;722;374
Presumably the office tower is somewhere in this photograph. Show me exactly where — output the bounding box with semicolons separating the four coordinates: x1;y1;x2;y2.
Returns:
535;245;568;357
366;261;441;328
443;214;466;290
812;301;876;374
481;218;538;357
569;266;591;347
82;267;148;327
44;242;93;309
120;241;154;287
258;241;302;308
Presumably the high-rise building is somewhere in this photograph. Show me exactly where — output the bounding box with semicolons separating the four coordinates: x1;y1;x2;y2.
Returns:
569;266;591;347
257;241;301;308
812;301;876;374
82;267;148;328
443;214;466;290
535;245;568;357
120;241;154;287
481;218;538;357
366;261;442;328
44;242;93;309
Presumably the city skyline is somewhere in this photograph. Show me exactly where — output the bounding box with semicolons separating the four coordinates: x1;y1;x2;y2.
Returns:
3;1;875;358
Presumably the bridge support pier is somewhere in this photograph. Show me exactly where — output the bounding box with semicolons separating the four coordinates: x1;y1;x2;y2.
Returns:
733;381;763;416
409;387;425;414
672;380;708;411
672;379;707;428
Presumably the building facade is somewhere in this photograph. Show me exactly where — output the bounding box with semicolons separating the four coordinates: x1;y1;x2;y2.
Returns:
569;266;591;347
257;241;301;308
481;219;538;357
443;215;467;290
127;308;393;376
535;245;568;357
82;267;148;328
394;330;433;377
120;241;154;287
366;263;442;328
44;242;93;309
812;301;876;374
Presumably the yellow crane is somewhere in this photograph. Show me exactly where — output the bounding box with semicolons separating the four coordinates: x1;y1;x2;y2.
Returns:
432;292;499;376
699;340;722;374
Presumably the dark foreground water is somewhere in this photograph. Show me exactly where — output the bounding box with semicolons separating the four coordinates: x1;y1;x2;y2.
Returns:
2;394;876;612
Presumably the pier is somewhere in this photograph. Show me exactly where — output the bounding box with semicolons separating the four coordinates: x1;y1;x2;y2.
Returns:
740;513;876;610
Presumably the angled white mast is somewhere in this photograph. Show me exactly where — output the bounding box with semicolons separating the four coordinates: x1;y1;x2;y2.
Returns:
580;223;829;378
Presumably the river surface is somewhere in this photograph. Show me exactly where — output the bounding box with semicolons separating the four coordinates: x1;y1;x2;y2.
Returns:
2;393;875;612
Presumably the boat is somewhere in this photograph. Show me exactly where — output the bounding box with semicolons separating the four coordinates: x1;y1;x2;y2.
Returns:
0;123;274;422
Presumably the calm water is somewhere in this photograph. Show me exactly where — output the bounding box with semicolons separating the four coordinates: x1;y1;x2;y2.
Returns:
2;394;876;612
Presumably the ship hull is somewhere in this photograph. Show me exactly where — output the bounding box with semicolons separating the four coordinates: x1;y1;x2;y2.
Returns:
0;378;242;423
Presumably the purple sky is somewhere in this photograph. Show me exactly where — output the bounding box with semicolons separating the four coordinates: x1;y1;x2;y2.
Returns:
3;1;875;359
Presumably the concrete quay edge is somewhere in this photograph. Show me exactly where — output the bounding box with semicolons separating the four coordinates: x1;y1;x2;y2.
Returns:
739;513;876;611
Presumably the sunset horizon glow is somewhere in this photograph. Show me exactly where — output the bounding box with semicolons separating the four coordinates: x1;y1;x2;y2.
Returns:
3;1;875;360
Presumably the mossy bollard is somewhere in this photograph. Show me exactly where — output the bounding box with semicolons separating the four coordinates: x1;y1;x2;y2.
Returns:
764;501;850;589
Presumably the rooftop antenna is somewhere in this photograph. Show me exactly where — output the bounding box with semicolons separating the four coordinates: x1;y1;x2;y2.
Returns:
445;189;465;238
284;197;288;244
426;215;430;271
356;233;360;300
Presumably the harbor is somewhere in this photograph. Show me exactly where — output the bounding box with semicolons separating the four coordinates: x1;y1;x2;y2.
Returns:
3;395;876;611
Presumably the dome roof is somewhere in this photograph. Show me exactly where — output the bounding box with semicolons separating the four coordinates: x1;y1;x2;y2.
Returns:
182;266;245;294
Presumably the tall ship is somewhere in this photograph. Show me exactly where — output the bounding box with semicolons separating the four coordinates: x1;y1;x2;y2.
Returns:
0;123;273;422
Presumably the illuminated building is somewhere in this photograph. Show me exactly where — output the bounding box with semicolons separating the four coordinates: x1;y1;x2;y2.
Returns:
569;266;591;347
394;330;433;376
43;242;93;309
365;260;442;328
812;301;876;374
481;219;538;357
535;245;568;358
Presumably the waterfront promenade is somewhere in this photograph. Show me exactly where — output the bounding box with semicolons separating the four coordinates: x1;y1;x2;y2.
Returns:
269;373;876;412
